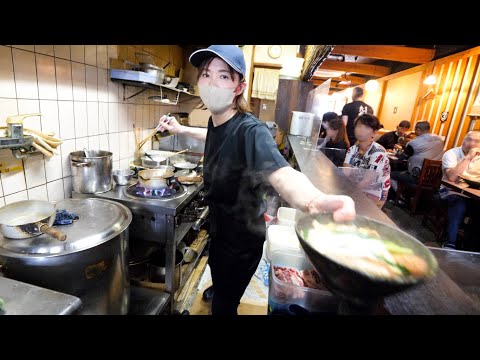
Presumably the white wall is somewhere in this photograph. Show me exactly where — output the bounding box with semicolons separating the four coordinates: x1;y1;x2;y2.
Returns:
379;71;422;130
0;45;182;206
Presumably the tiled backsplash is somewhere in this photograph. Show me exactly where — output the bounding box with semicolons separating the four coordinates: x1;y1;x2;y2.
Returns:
0;45;201;207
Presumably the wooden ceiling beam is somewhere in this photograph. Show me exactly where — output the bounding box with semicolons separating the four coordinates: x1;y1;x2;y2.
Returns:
319;60;391;77
311;79;358;88
311;75;366;86
332;45;435;64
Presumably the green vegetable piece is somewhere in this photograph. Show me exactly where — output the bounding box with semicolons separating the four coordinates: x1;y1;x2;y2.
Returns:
385;241;414;255
0;297;5;311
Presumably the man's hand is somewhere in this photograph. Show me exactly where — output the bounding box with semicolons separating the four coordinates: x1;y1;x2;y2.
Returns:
466;147;480;161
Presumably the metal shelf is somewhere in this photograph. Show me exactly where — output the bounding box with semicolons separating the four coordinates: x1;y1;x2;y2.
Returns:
111;78;198;105
174;221;195;246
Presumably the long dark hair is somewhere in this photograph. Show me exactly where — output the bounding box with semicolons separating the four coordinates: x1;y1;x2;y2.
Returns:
196;56;251;114
325;116;350;147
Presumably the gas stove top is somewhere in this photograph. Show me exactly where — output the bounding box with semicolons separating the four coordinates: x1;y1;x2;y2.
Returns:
124;182;187;201
73;180;204;216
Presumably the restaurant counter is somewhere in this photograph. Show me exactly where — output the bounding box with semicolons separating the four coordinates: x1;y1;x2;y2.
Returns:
287;135;480;314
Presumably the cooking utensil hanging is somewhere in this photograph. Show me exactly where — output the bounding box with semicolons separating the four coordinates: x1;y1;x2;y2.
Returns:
0;200;67;241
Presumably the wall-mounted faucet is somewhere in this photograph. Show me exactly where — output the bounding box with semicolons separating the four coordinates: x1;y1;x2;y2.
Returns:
1;113;41;159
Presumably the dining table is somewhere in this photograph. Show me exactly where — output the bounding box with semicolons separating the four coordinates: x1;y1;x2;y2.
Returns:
441;179;480;200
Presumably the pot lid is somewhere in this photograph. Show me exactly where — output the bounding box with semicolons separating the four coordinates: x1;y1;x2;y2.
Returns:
0;198;132;256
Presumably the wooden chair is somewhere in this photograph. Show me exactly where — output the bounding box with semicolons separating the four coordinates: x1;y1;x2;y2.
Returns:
396;158;443;214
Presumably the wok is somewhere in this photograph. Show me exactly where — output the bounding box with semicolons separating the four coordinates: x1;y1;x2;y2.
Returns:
137;169;202;190
0;200;66;241
295;213;438;307
170;153;202;170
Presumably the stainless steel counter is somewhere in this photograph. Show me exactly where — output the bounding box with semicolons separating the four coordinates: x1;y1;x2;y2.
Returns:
0;276;81;315
288;135;480;314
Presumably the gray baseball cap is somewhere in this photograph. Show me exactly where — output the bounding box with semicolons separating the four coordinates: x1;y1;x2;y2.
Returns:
189;45;246;78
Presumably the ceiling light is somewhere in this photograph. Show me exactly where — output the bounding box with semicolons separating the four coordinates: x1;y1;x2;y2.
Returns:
423;75;437;85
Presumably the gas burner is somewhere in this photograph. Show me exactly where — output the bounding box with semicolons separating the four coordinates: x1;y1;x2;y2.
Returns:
124;181;188;201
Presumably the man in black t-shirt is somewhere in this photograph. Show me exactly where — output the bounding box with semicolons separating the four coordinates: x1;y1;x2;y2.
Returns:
341;87;374;146
377;120;411;150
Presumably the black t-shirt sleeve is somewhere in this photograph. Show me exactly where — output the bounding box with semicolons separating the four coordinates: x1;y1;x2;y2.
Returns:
244;123;289;175
377;132;394;149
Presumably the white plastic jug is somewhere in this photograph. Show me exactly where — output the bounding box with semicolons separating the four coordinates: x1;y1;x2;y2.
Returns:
289;111;315;136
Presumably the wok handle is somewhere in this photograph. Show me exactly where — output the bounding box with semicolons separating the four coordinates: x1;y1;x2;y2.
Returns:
40;224;67;242
177;176;203;183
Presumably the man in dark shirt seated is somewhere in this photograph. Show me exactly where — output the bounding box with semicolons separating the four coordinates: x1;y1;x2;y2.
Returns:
377;120;411;150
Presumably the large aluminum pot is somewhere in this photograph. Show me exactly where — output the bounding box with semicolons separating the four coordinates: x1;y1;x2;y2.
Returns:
70;150;112;194
0;198;132;315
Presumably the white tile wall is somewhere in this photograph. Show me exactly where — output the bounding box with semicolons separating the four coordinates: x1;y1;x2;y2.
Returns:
97;45;108;69
54;45;70;60
87;102;99;136
47;179;65;201
71;46;84;63
85;65;98;101
58;101;75;139
5;191;28;204
73;101;88;138
13;49;38;99
55;59;73;101
60;139;76;177
0;45;171;207
27;184;49;201
24;154;46;188
35;45;54;57
72;63;86;101
40;100;60;136
85;45;97;67
0;98;19;126
0;46;16;98
36;54;57;100
17;100;41;131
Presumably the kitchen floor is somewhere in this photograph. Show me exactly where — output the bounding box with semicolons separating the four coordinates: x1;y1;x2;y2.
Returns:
182;247;269;315
381;201;441;248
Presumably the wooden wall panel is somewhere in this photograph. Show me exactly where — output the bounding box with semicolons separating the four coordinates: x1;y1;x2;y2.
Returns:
409;47;480;149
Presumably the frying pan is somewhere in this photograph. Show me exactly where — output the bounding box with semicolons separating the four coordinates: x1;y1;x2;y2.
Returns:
295;213;438;306
0;200;67;241
137;169;202;190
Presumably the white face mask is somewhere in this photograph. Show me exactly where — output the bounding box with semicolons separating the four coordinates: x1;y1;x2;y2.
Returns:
198;84;236;114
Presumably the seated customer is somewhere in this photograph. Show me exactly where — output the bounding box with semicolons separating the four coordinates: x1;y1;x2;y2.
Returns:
319;112;350;166
343;114;391;207
318;111;337;142
388;121;444;200
438;130;480;249
377;120;411;150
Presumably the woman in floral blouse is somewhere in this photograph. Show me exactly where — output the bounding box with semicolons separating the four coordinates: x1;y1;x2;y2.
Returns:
343;113;391;207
